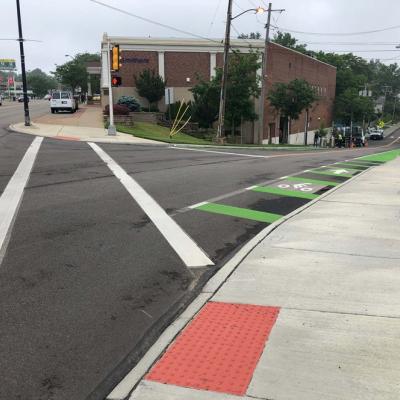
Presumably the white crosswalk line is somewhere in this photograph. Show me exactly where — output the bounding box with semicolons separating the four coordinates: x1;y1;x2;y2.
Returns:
89;142;214;268
0;136;43;263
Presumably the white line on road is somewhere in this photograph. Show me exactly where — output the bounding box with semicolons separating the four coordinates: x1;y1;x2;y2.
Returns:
89;143;214;268
0;136;43;263
188;201;209;209
169;146;272;159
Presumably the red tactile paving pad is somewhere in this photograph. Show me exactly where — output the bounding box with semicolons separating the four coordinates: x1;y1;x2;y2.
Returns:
146;302;280;396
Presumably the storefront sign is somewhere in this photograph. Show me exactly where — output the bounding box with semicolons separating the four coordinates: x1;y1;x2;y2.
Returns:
121;57;149;64
0;59;16;71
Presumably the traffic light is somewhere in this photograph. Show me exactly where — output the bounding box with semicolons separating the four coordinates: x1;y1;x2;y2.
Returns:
111;76;122;87
111;45;122;71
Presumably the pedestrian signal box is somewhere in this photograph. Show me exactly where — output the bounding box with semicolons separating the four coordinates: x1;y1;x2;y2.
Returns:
111;76;122;87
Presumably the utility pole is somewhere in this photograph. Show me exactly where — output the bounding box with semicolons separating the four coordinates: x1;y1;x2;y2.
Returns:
16;0;30;126
259;3;284;144
216;0;233;143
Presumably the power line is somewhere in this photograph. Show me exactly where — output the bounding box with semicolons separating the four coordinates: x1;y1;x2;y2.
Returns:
207;0;224;36
303;41;400;46
88;0;222;44
271;23;400;36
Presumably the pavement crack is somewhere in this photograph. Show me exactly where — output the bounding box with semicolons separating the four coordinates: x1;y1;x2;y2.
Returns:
25;173;115;189
280;306;400;320
272;245;400;260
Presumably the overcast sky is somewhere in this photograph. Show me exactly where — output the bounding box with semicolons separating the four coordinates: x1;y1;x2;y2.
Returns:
2;0;400;74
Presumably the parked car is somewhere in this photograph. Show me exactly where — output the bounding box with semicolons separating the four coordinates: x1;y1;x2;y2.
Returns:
50;91;77;113
17;96;29;103
43;94;51;100
0;96;2;106
368;128;384;140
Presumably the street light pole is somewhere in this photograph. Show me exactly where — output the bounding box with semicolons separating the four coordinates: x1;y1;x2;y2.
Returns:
16;0;30;126
216;0;233;143
106;37;116;136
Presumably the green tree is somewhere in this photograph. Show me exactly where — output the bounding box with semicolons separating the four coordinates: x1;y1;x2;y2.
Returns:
224;51;261;132
268;79;317;120
272;31;308;54
53;53;100;94
334;88;375;124
190;78;220;128
135;69;165;111
190;50;261;133
238;32;261;39
27;69;57;97
268;79;317;137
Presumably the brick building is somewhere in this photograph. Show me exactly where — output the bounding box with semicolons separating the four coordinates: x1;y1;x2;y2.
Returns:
101;34;336;144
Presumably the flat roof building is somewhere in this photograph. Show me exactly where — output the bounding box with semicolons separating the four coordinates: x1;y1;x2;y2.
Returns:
101;34;336;145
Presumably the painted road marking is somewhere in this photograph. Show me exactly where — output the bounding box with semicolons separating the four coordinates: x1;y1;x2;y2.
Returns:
89;143;213;268
286;176;339;187
169;146;272;159
0;137;43;262
147;302;280;396
195;203;282;223
333;163;369;170
253;185;319;200
273;179;325;193
310;168;357;178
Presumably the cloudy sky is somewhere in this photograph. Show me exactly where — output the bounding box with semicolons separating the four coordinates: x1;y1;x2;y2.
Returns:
2;0;400;73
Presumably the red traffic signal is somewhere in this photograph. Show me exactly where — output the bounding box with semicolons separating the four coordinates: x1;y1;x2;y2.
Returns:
111;76;122;87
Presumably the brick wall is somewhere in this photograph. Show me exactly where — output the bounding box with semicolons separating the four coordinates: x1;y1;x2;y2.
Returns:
264;42;336;141
165;52;210;86
118;51;158;87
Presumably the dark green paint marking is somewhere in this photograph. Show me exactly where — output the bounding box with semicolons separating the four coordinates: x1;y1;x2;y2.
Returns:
195;203;282;223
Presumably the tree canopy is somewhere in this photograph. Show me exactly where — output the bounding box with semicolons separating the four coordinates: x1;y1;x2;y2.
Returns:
271;31;400;122
27;69;57;97
190;50;261;132
53;53;100;93
272;31;308;54
268;79;317;121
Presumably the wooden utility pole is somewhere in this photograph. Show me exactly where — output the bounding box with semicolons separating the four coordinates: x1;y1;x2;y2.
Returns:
216;0;233;143
259;3;284;144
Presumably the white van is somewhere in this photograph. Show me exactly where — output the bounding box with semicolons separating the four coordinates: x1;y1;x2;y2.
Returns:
50;91;77;113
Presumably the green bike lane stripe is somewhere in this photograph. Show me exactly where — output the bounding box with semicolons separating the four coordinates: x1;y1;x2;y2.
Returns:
195;203;283;223
252;186;319;200
357;149;400;163
286;176;339;187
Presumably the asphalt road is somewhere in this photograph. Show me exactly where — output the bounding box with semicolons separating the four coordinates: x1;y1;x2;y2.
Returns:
1;104;399;400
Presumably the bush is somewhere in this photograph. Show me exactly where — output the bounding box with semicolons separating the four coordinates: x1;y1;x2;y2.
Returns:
165;101;193;121
103;104;130;116
117;96;141;112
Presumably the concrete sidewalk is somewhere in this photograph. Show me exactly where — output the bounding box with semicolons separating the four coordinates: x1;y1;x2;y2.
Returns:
108;155;400;400
9;105;162;145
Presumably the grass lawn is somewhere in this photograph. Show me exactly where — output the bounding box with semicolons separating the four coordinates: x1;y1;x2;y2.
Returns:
117;122;212;145
117;122;326;150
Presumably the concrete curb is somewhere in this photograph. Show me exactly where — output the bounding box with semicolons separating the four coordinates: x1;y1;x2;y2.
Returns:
106;156;376;400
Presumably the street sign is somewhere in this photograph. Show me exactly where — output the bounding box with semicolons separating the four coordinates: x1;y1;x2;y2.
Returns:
0;59;16;71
